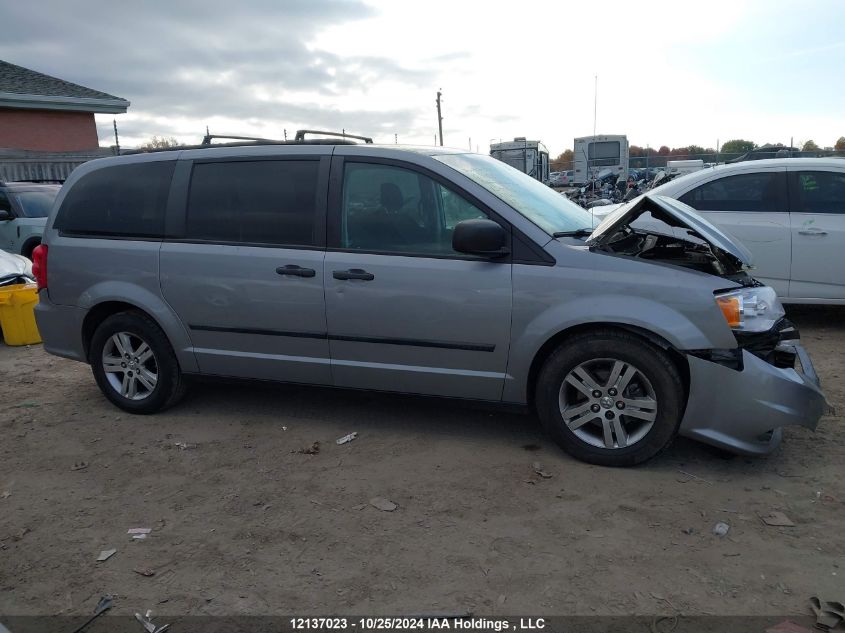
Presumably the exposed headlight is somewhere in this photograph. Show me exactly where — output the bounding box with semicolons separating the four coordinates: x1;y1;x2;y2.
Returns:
715;286;785;332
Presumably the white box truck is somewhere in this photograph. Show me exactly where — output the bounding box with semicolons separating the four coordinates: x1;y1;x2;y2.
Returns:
489;138;550;183
573;135;629;185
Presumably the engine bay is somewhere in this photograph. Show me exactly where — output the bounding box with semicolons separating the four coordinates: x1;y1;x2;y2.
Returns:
596;227;750;280
585;196;756;283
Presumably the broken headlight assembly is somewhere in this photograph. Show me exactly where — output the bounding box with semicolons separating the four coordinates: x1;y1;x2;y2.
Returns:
715;286;785;332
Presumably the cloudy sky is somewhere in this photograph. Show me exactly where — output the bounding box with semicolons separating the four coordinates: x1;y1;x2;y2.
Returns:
3;0;844;156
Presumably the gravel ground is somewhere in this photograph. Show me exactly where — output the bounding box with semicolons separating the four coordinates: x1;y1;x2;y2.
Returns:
0;306;843;618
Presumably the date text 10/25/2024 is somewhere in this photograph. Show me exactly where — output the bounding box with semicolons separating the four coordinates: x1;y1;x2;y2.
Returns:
290;618;547;631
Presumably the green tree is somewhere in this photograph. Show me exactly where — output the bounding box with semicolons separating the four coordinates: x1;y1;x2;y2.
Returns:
802;139;820;152
138;135;180;150
720;139;755;155
835;137;845;151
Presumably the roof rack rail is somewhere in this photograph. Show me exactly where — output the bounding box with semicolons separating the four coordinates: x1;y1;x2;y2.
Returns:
200;134;281;146
122;129;374;155
295;129;373;144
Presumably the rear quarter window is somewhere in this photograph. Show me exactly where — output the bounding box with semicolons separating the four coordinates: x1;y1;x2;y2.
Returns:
54;161;175;237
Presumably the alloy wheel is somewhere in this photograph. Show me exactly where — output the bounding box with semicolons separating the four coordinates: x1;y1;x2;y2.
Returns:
101;331;158;400
558;357;658;449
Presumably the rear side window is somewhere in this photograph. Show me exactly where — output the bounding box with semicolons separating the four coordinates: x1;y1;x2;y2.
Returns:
186;160;320;246
55;161;174;237
588;141;621;166
790;171;845;214
679;172;787;212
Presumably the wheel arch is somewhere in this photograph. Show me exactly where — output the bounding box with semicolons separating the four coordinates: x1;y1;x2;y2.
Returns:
82;301;149;359
79;292;198;373
524;322;690;409
21;236;41;259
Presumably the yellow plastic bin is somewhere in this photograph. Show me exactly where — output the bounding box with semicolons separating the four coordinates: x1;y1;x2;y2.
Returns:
0;283;41;346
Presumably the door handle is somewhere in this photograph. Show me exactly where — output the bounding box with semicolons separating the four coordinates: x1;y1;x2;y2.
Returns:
798;229;828;236
333;268;375;281
276;265;316;278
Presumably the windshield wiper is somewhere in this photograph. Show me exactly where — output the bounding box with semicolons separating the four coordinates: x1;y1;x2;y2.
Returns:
552;228;593;238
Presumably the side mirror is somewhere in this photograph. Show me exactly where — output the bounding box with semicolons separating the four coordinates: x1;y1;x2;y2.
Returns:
0;209;11;221
453;219;509;258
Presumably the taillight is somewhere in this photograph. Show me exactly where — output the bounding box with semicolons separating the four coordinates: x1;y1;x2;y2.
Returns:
32;244;48;290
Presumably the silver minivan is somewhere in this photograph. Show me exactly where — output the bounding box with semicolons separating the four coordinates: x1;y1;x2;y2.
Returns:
33;140;829;466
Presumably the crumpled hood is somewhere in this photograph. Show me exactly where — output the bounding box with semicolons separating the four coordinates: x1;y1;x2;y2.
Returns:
587;194;754;267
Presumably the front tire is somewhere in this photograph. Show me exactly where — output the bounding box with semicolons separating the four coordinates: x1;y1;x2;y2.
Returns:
535;329;684;466
89;311;185;414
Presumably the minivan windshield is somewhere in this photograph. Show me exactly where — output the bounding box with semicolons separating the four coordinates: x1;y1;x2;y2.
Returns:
13;189;59;218
435;153;594;235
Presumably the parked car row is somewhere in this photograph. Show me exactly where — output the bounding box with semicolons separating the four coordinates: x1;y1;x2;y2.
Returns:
549;170;573;187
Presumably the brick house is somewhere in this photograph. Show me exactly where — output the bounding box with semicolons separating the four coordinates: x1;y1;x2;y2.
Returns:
0;59;129;152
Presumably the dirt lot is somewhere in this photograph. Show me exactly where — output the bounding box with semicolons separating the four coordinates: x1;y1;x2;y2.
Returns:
0;306;843;618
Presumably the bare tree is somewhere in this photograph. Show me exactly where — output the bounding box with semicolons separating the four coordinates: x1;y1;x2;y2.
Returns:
138;136;181;150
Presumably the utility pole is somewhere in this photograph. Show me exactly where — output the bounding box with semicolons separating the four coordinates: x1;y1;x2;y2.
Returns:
113;119;120;155
436;89;444;146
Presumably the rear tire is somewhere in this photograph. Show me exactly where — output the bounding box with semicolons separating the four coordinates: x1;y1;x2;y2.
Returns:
89;311;185;414
535;329;683;466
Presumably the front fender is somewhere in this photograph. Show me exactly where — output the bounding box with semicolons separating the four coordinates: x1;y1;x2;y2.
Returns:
504;294;725;403
502;244;743;404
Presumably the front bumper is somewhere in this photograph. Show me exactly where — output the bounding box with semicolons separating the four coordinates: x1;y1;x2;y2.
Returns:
678;343;832;455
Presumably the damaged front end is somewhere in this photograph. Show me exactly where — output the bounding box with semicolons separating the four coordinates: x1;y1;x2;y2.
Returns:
586;194;754;281
587;195;831;455
679;339;829;455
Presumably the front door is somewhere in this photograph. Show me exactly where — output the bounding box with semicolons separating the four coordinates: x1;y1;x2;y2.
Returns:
788;169;845;300
323;158;513;400
160;156;332;384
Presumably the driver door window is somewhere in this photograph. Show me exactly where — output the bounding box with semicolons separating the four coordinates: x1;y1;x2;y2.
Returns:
341;163;487;256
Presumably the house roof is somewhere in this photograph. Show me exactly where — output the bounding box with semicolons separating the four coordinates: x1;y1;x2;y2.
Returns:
0;60;129;114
